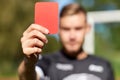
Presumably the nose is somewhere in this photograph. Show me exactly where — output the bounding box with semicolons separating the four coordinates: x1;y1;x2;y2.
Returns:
69;29;76;40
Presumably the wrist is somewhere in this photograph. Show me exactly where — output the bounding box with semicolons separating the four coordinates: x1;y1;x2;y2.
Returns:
24;54;39;67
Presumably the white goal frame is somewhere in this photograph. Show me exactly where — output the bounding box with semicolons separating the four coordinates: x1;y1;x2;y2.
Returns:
84;10;120;54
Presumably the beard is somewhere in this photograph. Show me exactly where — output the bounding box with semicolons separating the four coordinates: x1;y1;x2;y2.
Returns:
61;41;84;59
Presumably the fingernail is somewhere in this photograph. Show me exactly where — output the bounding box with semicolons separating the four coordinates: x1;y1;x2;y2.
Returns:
45;40;48;44
45;29;49;34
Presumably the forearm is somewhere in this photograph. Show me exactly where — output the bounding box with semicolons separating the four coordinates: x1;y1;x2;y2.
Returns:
18;56;38;80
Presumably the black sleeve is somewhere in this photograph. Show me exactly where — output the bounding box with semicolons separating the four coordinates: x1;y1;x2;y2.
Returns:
36;55;51;76
106;62;115;80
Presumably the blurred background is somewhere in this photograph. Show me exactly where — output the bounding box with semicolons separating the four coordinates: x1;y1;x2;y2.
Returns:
0;0;120;80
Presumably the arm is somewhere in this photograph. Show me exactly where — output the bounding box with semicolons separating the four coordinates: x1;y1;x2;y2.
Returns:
18;24;49;80
18;55;38;80
106;62;115;80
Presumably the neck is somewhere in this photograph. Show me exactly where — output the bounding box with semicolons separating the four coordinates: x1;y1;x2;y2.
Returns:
61;48;88;60
77;51;88;60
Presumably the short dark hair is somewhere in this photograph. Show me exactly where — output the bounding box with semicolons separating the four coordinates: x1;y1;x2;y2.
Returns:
60;3;87;18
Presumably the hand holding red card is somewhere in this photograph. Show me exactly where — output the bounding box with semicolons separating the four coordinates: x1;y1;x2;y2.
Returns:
35;2;58;34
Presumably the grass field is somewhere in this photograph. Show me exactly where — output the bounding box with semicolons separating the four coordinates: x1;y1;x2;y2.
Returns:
0;76;18;80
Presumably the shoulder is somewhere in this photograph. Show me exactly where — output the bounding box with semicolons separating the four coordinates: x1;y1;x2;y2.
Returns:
88;54;112;67
88;54;109;63
38;51;61;63
36;51;61;75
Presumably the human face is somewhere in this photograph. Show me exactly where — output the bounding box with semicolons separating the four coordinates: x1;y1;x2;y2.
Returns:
59;13;89;54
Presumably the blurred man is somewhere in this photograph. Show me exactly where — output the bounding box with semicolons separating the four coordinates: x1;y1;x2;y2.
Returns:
18;3;114;80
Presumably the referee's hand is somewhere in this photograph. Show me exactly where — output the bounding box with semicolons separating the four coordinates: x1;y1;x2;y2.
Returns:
21;24;49;58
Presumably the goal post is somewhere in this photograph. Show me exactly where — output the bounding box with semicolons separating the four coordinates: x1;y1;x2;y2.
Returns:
83;10;120;54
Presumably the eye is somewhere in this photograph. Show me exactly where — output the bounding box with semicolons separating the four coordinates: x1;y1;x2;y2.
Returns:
75;27;83;30
60;27;70;31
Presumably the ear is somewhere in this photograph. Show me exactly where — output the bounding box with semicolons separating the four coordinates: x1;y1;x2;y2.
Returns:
85;23;91;34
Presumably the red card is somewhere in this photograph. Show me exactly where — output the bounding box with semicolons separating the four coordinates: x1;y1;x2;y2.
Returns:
35;2;58;34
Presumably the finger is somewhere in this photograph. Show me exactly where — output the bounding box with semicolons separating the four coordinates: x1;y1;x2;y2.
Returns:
22;38;44;48
23;47;42;56
21;30;48;44
23;24;49;36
